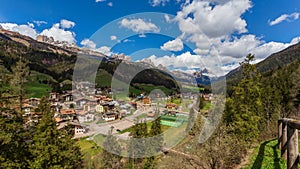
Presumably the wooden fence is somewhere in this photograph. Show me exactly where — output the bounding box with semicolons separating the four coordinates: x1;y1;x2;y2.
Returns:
278;118;300;169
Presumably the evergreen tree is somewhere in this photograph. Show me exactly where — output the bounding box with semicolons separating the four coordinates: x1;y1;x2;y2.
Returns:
224;54;264;142
11;57;29;113
0;65;30;168
101;127;123;169
29;97;82;168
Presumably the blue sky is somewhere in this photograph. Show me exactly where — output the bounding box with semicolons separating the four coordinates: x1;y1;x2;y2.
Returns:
0;0;300;75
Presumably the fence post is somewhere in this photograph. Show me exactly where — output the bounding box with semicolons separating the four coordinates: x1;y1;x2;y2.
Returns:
278;120;282;149
287;125;299;169
281;122;287;160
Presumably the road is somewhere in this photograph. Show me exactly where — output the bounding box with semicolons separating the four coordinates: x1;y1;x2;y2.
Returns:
73;106;154;139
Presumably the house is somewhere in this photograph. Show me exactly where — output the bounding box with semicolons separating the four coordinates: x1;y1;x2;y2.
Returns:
74;125;86;135
120;103;132;110
74;98;88;108
142;97;151;105
59;109;76;121
102;112;118;121
165;103;178;110
95;104;104;113
22;104;36;117
61;93;73;102
77;110;95;123
24;98;40;107
49;92;60;101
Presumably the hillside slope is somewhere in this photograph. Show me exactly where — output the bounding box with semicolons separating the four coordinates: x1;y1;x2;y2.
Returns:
226;42;300;90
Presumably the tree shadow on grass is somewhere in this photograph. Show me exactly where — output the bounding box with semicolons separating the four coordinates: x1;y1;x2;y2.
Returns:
251;140;271;169
271;143;281;169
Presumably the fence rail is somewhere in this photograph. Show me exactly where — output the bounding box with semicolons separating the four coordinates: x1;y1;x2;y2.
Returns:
278;118;300;169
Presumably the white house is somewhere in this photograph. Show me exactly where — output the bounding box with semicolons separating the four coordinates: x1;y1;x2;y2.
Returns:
74;125;86;135
77;111;95;123
102;112;118;121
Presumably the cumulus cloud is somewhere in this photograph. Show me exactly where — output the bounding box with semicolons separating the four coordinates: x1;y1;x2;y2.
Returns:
218;35;262;58
161;38;184;51
95;0;105;2
138;51;225;76
40;23;76;43
269;12;300;26
150;0;170;6
80;39;112;56
174;0;251;45
119;18;160;34
80;39;96;49
0;22;38;39
60;19;75;29
96;46;112;56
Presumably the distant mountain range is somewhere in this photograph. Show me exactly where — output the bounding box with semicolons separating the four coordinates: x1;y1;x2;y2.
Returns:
2;26;298;94
0;28;183;93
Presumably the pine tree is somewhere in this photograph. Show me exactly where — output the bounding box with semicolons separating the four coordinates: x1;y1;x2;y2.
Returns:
11;57;29;113
29;97;82;168
101;127;123;169
0;65;30;168
225;54;264;142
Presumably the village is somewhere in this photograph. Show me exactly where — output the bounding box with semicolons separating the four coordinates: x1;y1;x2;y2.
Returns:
21;81;213;139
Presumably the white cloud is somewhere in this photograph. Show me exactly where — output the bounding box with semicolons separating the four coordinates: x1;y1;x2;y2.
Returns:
80;38;112;56
161;38;184;51
40;23;76;43
96;46;111;56
107;2;113;7
80;39;96;49
0;22;38;39
110;35;117;41
174;0;251;42
269;12;300;26
251;41;290;59
139;51;225;76
139;34;300;76
150;0;170;6
33;20;47;26
120;18;160;34
95;0;106;2
60;19;75;29
218;35;261;58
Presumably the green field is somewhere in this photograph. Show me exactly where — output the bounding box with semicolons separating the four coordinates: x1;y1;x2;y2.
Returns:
25;81;51;98
160;120;183;127
244;139;287;169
